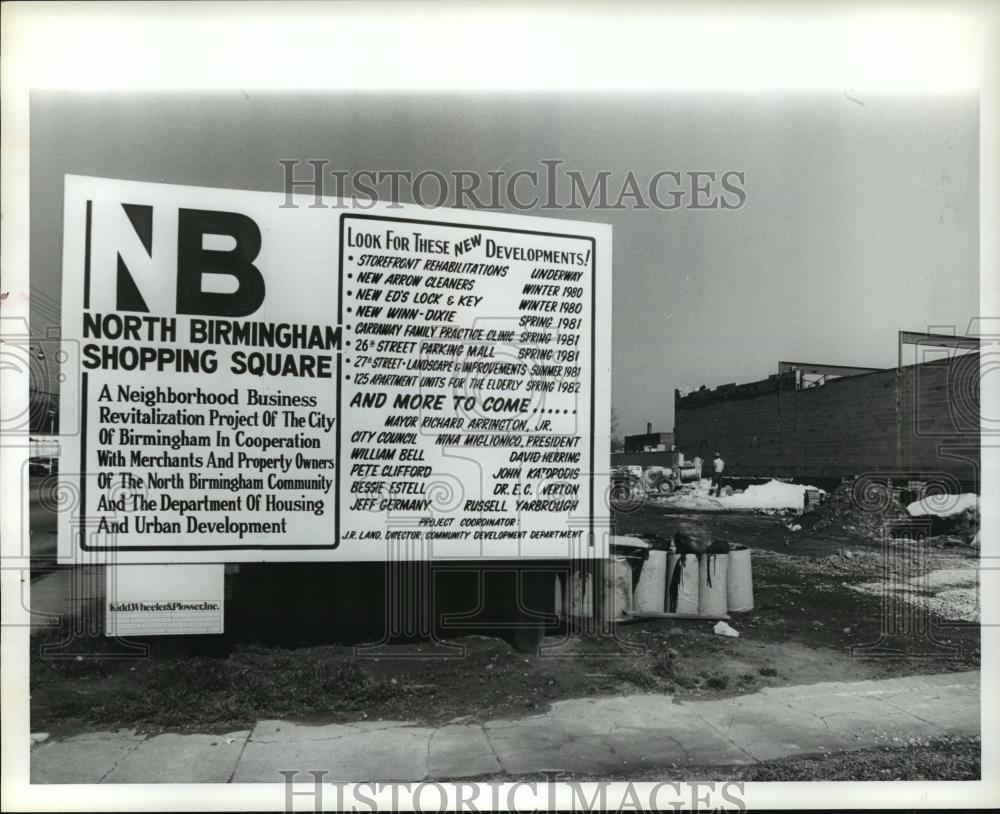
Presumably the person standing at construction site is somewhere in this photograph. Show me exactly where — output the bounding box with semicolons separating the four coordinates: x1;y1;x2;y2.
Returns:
710;452;725;496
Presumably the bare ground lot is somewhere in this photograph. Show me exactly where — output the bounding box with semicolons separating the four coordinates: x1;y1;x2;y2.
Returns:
30;503;980;747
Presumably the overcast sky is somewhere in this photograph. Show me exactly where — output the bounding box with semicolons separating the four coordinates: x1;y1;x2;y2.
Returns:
30;91;979;436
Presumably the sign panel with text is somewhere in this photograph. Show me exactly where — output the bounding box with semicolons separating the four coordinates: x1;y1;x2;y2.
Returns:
105;564;224;636
58;176;611;563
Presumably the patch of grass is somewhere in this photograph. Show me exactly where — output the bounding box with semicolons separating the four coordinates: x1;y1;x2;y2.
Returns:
673;674;698;689
30;611;137;683
705;674;728;690
759;666;779;677
34;641;401;732
32;652;120;681
613;664;662;691
650;651;675;680
740;736;980;781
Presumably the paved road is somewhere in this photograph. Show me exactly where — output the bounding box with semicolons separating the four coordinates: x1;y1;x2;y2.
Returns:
29;670;979;783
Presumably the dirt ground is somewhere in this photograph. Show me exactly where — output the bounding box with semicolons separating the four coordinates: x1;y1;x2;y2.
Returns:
30;499;980;738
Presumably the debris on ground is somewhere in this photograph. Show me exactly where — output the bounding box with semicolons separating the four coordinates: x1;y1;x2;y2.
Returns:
808;482;910;540
656;478;825;512
713;621;739;637
719;479;825;511
907;493;979;518
752;529;982;626
905;494;980;543
32;504;980;739
848;565;979;623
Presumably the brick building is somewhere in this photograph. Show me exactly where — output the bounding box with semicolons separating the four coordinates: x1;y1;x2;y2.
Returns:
623;424;674;453
674;351;980;490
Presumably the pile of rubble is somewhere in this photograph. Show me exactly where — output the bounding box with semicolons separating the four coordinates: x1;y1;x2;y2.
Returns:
804;482;910;540
906;494;980;544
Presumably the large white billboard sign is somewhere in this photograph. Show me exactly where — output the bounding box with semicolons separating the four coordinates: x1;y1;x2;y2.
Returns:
58;176;610;563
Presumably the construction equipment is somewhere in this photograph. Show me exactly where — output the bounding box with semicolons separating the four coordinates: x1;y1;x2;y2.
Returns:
638;452;702;494
610;453;702;505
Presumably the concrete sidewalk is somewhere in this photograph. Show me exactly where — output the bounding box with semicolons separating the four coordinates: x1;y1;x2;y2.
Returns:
30;670;980;783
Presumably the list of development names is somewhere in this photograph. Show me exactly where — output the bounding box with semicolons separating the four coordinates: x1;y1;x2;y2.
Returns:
338;215;596;558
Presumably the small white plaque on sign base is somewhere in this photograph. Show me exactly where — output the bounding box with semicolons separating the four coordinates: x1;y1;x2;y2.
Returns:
105;564;224;636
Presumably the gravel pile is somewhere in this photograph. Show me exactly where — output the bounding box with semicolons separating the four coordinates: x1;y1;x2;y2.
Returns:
755;542;979;585
848;567;979;624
